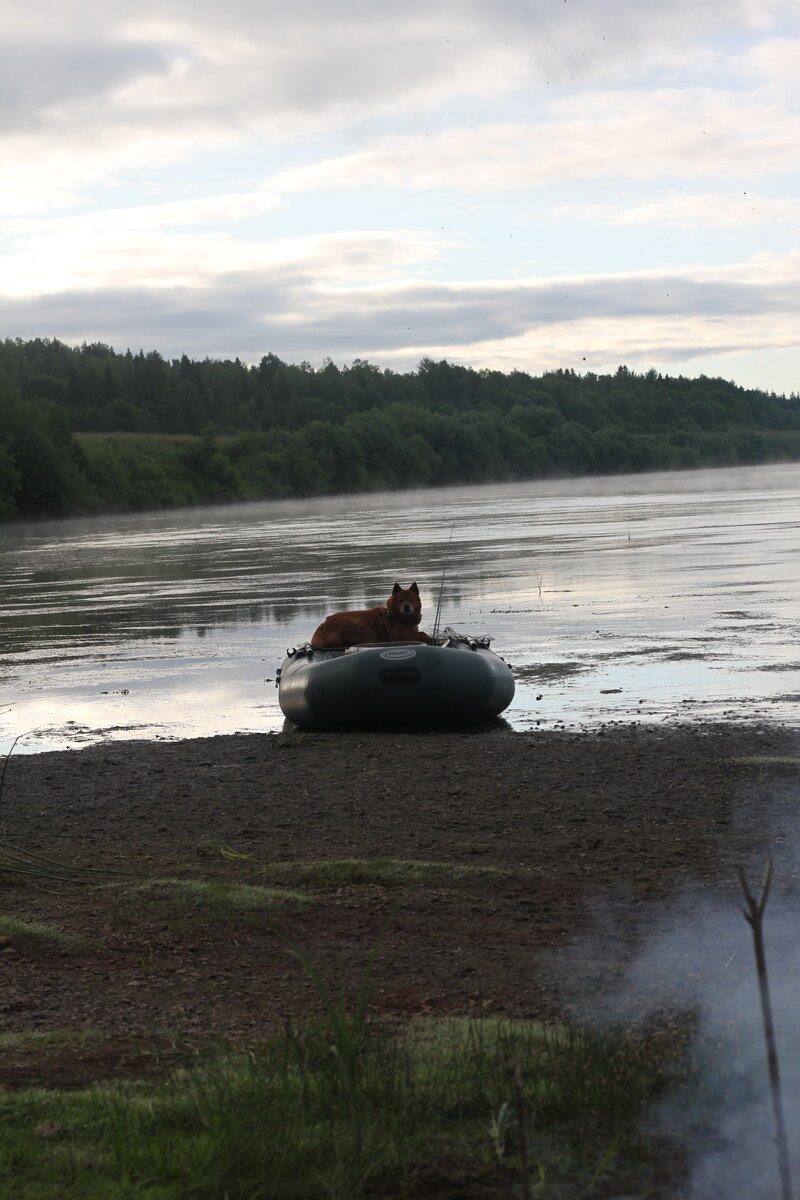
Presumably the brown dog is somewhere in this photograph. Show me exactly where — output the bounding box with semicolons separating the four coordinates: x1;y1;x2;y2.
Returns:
311;582;434;648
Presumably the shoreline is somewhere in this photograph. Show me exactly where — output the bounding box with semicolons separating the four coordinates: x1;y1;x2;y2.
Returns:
3;720;796;865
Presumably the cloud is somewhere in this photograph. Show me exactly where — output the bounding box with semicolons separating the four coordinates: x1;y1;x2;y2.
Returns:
1;2;798;394
270;89;800;195
1;1;795;240
2;1;794;152
2;245;798;378
0;37;173;129
731;34;800;88
556;193;800;231
0;221;452;296
258;253;800;371
3;189;284;247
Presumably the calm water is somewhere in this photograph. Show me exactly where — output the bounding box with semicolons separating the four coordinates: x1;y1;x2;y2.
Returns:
1;463;799;753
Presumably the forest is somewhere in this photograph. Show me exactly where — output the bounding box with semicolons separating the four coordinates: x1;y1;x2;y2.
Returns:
1;336;799;520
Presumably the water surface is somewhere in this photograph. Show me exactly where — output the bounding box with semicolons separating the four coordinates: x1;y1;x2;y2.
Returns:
1;463;798;752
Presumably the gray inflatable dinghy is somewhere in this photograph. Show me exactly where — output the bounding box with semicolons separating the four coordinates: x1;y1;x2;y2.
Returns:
277;630;514;730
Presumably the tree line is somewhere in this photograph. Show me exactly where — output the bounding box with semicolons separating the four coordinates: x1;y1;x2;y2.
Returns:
1;336;799;520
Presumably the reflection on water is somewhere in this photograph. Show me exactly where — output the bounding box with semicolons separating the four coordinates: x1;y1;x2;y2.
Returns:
1;463;799;752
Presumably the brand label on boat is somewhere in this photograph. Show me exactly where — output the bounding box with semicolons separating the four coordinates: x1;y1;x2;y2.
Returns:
379;647;418;661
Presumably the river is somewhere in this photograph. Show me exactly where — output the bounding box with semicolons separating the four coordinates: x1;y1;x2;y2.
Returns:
1;462;798;752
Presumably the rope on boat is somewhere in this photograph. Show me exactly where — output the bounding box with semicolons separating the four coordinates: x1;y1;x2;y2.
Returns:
282;629;492;659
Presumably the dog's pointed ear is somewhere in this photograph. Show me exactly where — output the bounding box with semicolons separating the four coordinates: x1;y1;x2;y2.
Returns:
410;581;419;594
392;582;401;594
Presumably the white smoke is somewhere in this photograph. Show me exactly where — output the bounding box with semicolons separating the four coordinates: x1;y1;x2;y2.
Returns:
550;874;800;1199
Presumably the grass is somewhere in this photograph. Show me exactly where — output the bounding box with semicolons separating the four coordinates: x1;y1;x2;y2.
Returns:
0;1030;103;1052
0;914;84;950
264;856;504;888
732;756;800;803
106;878;311;921
0;1014;691;1200
734;756;800;767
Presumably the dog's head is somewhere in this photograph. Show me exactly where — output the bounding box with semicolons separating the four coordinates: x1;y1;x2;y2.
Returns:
387;581;422;624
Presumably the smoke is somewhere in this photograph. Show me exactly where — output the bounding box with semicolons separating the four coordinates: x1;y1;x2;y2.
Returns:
550;867;800;1198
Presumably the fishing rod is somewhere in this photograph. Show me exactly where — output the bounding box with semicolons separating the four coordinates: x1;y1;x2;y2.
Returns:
431;523;456;644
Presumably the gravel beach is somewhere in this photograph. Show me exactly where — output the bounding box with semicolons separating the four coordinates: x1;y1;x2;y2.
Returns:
1;721;798;1086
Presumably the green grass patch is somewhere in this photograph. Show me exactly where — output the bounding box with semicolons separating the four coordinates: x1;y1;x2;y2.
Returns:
0;914;84;949
733;756;800;767
0;1014;692;1199
108;878;311;921
265;857;504;888
0;1030;103;1052
195;839;251;860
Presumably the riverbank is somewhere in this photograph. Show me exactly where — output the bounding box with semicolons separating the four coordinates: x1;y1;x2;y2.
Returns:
1;721;798;1087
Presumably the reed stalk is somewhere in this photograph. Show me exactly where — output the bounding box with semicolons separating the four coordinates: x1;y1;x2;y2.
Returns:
738;860;793;1200
0;732;28;815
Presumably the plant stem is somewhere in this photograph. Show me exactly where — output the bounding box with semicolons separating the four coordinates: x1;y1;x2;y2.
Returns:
0;732;28;816
738;860;793;1200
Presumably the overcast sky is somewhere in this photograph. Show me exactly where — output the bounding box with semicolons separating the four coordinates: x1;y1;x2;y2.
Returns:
2;1;799;393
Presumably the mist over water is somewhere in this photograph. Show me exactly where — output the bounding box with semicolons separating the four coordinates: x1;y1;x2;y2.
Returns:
1;462;799;752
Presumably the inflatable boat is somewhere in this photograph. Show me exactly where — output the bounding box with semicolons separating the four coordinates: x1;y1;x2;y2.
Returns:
276;630;515;730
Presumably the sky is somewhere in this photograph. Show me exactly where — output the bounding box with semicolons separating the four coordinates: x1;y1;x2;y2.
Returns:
2;0;799;394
